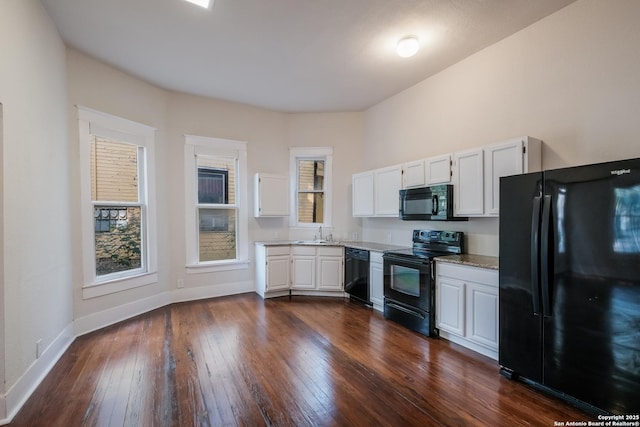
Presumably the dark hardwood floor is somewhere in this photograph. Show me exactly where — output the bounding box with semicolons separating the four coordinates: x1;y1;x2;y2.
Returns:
10;294;593;426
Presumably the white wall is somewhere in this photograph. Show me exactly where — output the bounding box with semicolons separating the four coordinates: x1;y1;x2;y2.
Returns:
0;0;73;417
361;0;640;255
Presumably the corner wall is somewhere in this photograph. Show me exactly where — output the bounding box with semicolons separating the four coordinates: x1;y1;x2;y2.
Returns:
0;0;74;420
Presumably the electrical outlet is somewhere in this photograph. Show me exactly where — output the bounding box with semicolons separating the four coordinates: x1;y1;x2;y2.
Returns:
177;279;184;289
36;339;43;359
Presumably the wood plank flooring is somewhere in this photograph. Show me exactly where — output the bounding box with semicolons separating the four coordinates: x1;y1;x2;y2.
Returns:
10;294;594;426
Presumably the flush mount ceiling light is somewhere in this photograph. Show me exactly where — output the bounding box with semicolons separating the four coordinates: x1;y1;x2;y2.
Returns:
396;36;420;58
182;0;213;9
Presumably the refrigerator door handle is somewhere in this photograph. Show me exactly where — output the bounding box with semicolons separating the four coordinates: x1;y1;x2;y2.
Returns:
541;195;552;317
530;195;542;315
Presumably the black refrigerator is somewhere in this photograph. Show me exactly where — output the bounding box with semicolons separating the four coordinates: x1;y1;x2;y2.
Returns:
499;157;640;415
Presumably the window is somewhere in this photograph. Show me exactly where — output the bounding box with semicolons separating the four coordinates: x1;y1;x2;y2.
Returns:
185;135;248;272
78;107;158;298
290;147;333;227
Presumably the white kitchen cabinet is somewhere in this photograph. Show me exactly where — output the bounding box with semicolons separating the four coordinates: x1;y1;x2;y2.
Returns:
374;165;402;217
466;282;499;350
291;246;316;290
402;160;426;189
436;261;499;360
426;154;452;184
436;276;465;336
317;247;344;291
369;251;384;312
255;245;290;298
483;137;542;216
254;173;289;217
453;149;484;216
352;171;375;216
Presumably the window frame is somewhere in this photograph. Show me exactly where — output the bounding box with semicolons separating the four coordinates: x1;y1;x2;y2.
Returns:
78;106;158;299
289;147;333;228
184;135;249;273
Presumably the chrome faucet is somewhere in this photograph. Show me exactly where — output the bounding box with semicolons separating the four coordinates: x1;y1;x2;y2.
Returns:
318;226;323;240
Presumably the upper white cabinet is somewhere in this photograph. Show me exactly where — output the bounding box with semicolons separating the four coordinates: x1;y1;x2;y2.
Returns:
484;137;541;216
254;173;289;217
453;148;485;216
352;165;402;217
374;165;403;216
426;154;452;184
402;159;426;189
352;171;374;216
453;136;541;217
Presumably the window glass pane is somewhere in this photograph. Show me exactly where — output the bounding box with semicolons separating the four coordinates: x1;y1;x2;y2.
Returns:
199;208;237;261
297;193;324;223
198;156;236;204
298;160;324;191
91;136;138;202
94;206;142;276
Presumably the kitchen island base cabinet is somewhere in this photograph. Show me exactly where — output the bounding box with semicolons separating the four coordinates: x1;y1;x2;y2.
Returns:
436;261;498;360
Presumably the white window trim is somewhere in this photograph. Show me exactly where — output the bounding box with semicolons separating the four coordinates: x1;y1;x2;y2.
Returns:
184;134;249;273
289;146;333;228
78;106;158;299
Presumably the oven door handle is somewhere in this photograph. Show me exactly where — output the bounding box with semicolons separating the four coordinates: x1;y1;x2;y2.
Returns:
383;254;428;266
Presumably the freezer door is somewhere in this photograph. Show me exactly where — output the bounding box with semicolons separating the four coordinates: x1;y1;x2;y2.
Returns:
499;172;544;382
542;158;640;414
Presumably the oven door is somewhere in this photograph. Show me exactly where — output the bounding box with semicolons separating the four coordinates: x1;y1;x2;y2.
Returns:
383;254;431;312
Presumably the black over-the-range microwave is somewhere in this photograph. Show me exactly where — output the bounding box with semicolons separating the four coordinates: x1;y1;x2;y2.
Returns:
399;184;467;221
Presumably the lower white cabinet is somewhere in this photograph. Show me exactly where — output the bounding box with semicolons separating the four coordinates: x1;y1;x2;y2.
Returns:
256;245;290;298
256;244;344;298
436;261;499;360
369;251;384;312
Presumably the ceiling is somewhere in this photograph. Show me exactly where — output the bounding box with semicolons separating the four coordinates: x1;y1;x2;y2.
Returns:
41;0;576;113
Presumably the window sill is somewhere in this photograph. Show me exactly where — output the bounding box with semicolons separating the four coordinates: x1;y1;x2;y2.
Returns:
186;260;251;274
82;272;158;299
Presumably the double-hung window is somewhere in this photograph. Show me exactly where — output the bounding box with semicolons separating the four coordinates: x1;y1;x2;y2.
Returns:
185;135;248;272
289;147;333;227
78;107;158;298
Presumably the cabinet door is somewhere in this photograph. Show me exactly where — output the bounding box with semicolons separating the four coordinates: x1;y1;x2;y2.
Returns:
426;154;452;184
374;165;402;216
352;171;374;216
403;160;426;189
466;283;498;350
453;149;484;216
266;255;290;291
317;256;343;291
254;173;289;217
483;139;524;216
437;277;465;336
291;256;315;289
370;260;384;311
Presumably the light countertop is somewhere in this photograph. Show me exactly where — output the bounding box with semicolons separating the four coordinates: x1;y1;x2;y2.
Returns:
435;254;499;270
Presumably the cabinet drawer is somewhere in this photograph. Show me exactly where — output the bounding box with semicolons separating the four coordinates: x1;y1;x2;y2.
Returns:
292;246;317;256
437;262;498;287
317;246;342;257
266;246;290;256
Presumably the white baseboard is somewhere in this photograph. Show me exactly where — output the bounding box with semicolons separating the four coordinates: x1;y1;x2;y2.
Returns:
171;280;254;303
2;322;75;424
74;291;172;337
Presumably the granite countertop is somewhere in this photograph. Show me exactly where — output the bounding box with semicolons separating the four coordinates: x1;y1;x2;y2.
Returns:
435;254;499;270
254;240;410;252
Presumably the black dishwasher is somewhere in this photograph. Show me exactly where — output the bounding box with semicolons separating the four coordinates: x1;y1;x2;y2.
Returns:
344;247;371;306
